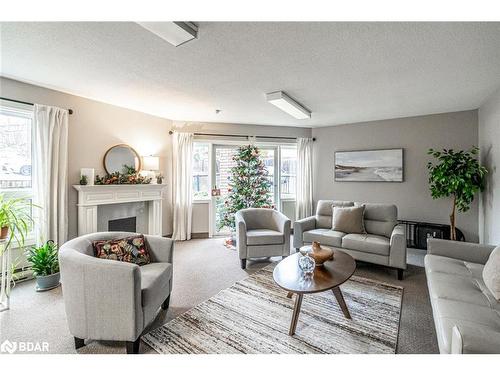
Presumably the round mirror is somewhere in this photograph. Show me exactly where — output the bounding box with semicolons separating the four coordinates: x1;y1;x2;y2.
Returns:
103;144;141;174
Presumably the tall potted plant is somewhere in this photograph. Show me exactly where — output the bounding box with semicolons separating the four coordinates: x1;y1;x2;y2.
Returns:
26;240;60;291
427;147;487;240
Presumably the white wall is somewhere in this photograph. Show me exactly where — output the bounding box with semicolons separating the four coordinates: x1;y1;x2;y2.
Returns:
1;77;174;238
479;87;500;245
312;111;480;242
192;201;211;235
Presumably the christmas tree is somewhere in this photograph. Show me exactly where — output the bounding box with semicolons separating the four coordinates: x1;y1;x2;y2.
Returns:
217;145;273;231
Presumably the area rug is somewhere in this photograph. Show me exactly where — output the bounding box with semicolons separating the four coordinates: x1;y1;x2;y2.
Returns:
142;264;403;354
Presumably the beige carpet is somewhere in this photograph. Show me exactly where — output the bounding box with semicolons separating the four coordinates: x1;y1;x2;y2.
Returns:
143;264;403;354
0;238;438;354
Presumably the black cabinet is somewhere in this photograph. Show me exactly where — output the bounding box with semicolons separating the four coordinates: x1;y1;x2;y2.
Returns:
398;220;465;250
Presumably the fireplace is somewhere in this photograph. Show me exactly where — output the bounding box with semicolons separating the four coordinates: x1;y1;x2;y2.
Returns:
108;216;137;232
97;202;148;233
73;184;166;236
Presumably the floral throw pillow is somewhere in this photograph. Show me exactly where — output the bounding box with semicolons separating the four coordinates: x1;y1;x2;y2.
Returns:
92;235;151;266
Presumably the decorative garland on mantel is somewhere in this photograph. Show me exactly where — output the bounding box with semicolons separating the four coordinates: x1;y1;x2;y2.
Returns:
94;165;152;185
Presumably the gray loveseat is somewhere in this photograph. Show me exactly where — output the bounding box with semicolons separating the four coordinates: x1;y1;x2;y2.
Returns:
293;200;406;279
59;232;174;354
425;239;500;354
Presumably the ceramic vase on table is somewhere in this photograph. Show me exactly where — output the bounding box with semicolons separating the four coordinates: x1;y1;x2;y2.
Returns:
310;241;334;266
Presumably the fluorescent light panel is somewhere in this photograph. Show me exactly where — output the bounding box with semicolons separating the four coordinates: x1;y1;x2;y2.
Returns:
266;91;311;119
137;22;198;47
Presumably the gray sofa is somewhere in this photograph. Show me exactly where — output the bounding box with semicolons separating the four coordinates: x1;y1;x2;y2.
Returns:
235;208;291;269
294;200;406;279
59;232;174;354
425;239;500;354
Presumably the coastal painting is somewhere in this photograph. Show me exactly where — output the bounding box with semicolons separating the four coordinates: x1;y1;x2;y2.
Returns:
335;149;403;182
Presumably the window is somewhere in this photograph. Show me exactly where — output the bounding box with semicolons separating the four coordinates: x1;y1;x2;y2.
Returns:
280;146;297;200
214;146;237;198
192;142;210;199
259;148;277;203
0;100;34;240
192;141;298;232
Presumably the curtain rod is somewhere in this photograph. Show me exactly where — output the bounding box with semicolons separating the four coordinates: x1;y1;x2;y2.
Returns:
168;130;315;141
0;97;74;115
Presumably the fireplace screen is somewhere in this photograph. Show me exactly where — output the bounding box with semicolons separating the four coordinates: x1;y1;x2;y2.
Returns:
108;217;137;233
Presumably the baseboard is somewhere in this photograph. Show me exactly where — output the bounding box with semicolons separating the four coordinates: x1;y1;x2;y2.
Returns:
191;232;209;239
162;233;209;239
12;267;34;284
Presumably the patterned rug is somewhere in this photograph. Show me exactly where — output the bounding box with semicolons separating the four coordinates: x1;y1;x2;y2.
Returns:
142;264;403;354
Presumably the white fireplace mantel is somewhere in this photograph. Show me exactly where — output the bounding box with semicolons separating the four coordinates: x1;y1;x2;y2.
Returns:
73;184;167;236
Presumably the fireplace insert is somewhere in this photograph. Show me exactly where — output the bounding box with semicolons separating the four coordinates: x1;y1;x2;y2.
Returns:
108;216;137;233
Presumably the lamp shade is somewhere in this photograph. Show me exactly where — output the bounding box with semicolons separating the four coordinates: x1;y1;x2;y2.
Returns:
142;156;159;171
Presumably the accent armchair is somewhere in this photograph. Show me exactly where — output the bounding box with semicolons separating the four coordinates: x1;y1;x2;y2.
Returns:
235;208;291;269
59;232;174;354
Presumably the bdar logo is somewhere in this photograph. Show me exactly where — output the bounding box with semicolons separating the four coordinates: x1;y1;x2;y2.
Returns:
0;339;17;353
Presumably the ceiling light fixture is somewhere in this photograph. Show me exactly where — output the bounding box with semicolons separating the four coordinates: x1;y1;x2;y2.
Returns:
266;91;311;119
137;22;198;47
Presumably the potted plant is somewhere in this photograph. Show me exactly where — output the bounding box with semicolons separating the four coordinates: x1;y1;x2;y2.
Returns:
427;147;487;240
0;194;34;248
25;240;60;291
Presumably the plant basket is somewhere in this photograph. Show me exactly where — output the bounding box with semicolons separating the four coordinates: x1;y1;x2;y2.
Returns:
35;272;60;292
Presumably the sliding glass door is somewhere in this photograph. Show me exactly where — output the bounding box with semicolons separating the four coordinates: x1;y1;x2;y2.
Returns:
213;145;239;235
257;147;278;205
212;144;279;235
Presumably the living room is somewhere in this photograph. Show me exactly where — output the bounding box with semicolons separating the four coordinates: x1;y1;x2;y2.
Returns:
1;1;500;373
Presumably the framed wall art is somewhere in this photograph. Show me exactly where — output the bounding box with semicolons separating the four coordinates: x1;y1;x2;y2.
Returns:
334;148;404;182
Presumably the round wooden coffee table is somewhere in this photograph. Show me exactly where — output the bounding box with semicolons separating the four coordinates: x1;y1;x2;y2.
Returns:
273;250;356;335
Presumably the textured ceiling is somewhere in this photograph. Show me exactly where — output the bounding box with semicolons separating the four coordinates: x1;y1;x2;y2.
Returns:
1;22;500;127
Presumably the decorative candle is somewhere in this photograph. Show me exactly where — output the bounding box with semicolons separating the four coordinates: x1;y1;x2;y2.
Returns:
80;168;95;186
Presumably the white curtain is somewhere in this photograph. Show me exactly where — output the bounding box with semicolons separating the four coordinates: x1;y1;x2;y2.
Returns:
172;132;194;241
296;137;313;220
33;104;69;246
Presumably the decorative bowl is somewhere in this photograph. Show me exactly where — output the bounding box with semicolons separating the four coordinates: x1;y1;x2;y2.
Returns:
310;241;334;266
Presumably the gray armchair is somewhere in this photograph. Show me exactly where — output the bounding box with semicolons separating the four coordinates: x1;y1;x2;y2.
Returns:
235;208;291;269
59;232;174;354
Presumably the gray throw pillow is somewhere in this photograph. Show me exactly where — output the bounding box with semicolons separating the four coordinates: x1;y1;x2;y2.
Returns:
332;205;366;234
483;246;500;301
